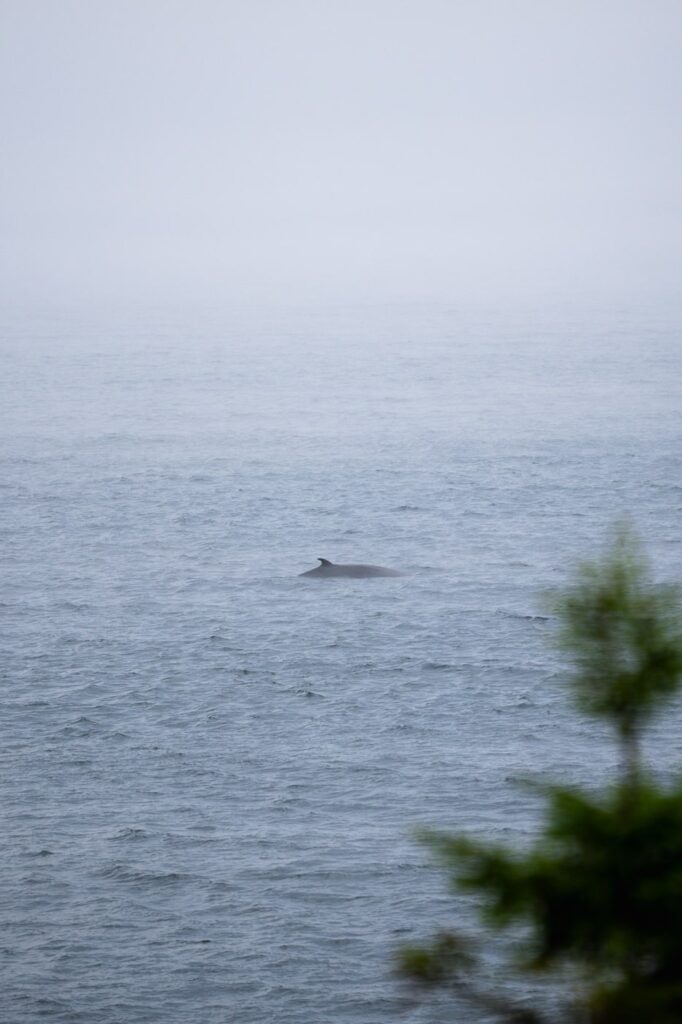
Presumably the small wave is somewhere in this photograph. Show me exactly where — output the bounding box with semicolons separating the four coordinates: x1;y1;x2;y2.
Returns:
499;611;550;622
22;872;57;885
28;999;73;1014
7;699;50;708
110;827;149;842
56;716;100;738
97;863;192;885
208;633;234;645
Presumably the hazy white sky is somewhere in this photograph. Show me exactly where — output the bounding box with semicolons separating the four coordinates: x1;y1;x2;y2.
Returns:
2;0;681;306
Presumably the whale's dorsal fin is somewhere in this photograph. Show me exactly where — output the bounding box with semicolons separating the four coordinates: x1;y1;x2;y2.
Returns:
318;558;333;566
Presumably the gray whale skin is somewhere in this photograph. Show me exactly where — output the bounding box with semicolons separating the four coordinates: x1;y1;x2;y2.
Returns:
299;558;402;579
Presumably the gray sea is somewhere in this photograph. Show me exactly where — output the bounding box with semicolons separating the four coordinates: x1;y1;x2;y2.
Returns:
2;303;682;1023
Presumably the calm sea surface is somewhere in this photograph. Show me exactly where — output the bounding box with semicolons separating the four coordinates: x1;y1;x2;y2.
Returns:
2;304;682;1023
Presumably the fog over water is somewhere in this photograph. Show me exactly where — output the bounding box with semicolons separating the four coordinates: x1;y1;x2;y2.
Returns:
2;4;682;1024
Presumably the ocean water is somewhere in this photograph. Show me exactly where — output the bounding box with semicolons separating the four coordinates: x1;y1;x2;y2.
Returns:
2;303;682;1023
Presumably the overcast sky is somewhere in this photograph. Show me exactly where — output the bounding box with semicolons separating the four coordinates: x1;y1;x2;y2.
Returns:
2;0;681;307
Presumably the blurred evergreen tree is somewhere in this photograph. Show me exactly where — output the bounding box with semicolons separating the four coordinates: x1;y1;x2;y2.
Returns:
398;529;682;1023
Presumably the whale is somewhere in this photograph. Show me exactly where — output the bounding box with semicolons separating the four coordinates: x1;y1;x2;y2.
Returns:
299;558;403;579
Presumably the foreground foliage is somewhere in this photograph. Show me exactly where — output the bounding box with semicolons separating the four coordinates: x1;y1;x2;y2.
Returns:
398;531;682;1023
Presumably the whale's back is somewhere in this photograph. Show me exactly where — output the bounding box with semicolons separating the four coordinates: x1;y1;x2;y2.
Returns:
300;559;402;578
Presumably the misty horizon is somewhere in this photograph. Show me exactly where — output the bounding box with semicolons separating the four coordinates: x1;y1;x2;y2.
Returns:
2;0;681;309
